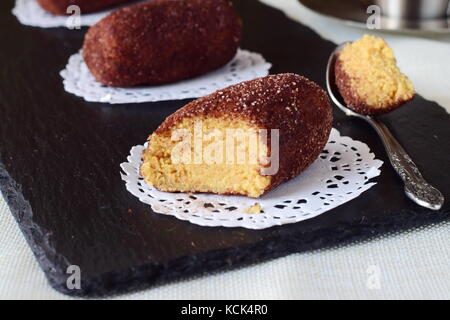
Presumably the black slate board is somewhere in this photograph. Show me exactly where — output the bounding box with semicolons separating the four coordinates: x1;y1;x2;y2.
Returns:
0;0;449;297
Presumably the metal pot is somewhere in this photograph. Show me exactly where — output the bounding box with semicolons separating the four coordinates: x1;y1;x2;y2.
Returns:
374;0;449;19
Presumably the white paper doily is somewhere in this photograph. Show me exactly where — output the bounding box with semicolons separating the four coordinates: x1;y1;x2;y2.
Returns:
60;49;272;104
11;0;121;28
120;128;383;229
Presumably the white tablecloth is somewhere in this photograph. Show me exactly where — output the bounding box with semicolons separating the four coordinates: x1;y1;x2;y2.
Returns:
1;0;449;299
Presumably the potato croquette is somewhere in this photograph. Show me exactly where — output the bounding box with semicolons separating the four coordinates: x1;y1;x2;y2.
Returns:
140;74;333;198
335;35;414;115
82;0;242;87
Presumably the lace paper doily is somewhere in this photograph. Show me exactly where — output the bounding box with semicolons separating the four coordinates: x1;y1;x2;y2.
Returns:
120;128;383;229
60;49;272;104
12;0;118;28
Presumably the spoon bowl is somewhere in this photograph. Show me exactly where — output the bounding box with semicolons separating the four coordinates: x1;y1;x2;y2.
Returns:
326;42;362;118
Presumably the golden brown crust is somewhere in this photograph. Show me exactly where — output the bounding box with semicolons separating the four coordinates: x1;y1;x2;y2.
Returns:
148;73;333;196
37;0;132;15
335;57;414;116
82;0;242;87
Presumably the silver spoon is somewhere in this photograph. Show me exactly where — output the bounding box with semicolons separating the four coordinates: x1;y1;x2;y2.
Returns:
326;42;444;210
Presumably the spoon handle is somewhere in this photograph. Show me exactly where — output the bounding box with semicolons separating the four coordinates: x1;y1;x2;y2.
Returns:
365;117;444;210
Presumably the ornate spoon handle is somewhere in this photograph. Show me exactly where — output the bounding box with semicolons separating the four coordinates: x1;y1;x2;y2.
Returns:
365;117;444;210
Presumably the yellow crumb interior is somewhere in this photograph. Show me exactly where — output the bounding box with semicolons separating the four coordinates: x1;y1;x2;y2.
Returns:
245;203;262;214
339;34;414;108
141;116;271;198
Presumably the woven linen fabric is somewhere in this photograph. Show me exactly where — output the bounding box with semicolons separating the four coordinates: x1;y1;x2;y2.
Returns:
1;0;449;299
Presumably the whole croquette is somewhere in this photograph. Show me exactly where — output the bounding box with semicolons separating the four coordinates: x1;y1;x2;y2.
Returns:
140;74;333;198
82;0;242;87
37;0;133;15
